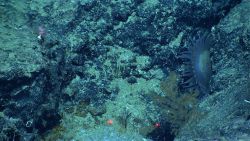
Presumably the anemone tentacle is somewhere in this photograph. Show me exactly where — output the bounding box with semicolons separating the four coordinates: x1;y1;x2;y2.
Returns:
179;32;212;96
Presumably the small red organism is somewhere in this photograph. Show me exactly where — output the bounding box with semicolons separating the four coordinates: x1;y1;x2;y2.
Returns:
154;122;160;128
107;119;113;125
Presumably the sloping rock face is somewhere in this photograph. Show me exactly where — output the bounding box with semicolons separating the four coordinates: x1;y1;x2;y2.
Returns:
0;27;44;88
175;0;250;140
0;0;248;140
0;0;45;84
0;2;62;140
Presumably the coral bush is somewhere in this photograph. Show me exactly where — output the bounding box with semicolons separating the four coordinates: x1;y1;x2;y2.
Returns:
148;71;199;135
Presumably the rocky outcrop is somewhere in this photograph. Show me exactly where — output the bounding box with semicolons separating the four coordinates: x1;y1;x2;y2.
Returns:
175;0;250;140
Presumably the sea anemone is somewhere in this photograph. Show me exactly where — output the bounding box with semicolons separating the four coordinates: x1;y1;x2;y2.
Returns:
179;32;212;96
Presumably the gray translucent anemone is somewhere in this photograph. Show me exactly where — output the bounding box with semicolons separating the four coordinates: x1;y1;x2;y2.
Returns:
180;33;212;95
